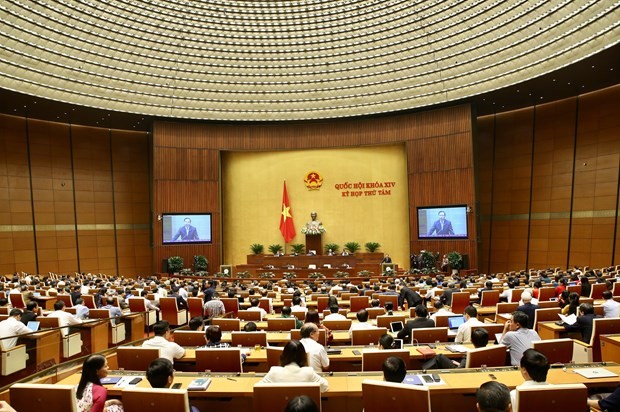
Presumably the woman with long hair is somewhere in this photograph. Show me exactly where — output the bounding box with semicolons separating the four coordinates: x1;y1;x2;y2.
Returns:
76;354;110;412
259;340;328;392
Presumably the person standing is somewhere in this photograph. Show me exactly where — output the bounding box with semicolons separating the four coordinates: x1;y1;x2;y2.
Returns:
427;210;454;236
172;217;199;241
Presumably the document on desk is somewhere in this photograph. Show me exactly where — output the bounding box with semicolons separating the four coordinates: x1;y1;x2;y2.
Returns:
445;345;470;353
558;314;577;325
575;368;619;379
188;378;212;391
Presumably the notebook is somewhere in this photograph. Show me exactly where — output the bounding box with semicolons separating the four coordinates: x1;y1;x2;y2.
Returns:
26;321;40;332
447;315;465;331
100;377;122;385
187;378;212;391
574;368;619;379
390;321;404;333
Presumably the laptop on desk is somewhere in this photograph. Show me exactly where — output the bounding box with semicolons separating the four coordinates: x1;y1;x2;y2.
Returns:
390;321;404;333
447;315;465;332
26;321;40;332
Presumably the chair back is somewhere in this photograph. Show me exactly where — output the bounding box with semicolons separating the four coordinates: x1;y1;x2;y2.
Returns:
378;295;398;309
376;315;405;329
10;383;77;412
590;283;608;300
531;338;574;364
82;294;97;309
8;294;26;309
290;329;327;346
173;330;206;346
128;297;148;313
465;344;508;368
411;327;448;344
612;282;620;297
231;331;268;347
267;318;296;332
450;292;470;315
351;327;387;345
537;287;555;301
57;294;74;307
536;300;558;309
266;346;284;367
366;307;386;319
533;308;561;331
221;297;240;316
187;297;204;319
362;349;409;371
468;324;504;341
515;383;587;412
253;383;321;412
322;319;352;331
122;387;190;412
159;297;186;326
433;315;454;328
238;310;262;321
89;308;113;320
510;289;524;303
350;296;369;312
117;346;161;371
196;347;243;372
212;318;241;331
362;380;430;412
292;310;306;321
258;298;271;314
317;297;329;313
591;318;620;361
479;290;500;307
495;302;518;322
567;284;582;296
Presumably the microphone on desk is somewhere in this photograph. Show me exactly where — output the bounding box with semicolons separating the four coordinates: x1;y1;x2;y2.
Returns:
412;338;420;346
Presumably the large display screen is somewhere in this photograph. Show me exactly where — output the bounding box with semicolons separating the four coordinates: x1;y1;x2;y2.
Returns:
162;213;212;244
417;205;468;239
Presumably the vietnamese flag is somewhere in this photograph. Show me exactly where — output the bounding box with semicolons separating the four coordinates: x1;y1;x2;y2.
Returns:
279;181;296;243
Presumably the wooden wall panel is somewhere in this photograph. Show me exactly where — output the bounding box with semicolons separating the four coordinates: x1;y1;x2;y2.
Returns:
477;85;620;273
153;105;476;272
0;114;150;275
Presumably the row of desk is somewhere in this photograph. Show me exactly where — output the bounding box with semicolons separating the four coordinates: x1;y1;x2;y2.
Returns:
52;363;620;412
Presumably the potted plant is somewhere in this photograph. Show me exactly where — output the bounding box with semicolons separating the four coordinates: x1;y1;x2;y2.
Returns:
250;244;264;254
167;256;183;274
446;251;464;274
344;242;361;254
324;243;340;254
357;270;372;278
365;242;381;252
193;255;208;272
290;243;305;255
420;250;438;274
308;272;326;279
259;272;276;279
214;271;231;278
283;272;297;280
268;244;283;255
236;271;251;279
194;271;209;277
334;271;349;278
180;268;193;276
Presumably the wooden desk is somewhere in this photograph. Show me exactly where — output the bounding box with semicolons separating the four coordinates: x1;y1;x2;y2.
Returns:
601;334;620;363
33;296;56;311
78;320;108;354
54;364;620;412
123;313;145;342
21;329;61;368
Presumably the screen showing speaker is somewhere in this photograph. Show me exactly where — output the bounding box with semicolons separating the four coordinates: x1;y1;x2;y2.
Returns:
162;213;212;244
417;205;468;239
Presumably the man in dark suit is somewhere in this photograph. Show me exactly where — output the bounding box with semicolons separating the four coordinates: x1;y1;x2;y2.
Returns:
381;254;392;263
397;305;435;343
172;217;199;241
564;302;600;343
398;284;422;310
516;291;538;329
20;301;38;325
441;282;457;306
427;210;454;236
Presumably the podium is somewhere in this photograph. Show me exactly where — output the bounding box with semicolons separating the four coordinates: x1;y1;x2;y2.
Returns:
305;234;322;255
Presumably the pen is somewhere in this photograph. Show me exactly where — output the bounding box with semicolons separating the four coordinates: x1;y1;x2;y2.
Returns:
227;377;237;381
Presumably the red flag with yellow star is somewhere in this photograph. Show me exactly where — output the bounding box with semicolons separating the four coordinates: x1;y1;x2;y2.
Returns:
279;181;296;243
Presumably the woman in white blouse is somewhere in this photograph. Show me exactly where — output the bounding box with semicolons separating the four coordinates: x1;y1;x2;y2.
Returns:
259;340;329;392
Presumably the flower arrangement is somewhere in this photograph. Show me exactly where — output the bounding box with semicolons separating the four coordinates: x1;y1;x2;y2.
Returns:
236;271;251;279
308;272;326;279
301;223;326;235
283;272;297;279
214;271;231;278
180;268;193;276
357;270;372;278
334;271;349;278
382;266;396;276
194;271;209;277
259;272;276;279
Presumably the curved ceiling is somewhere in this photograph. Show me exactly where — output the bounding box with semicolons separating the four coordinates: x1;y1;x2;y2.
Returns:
0;0;618;121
